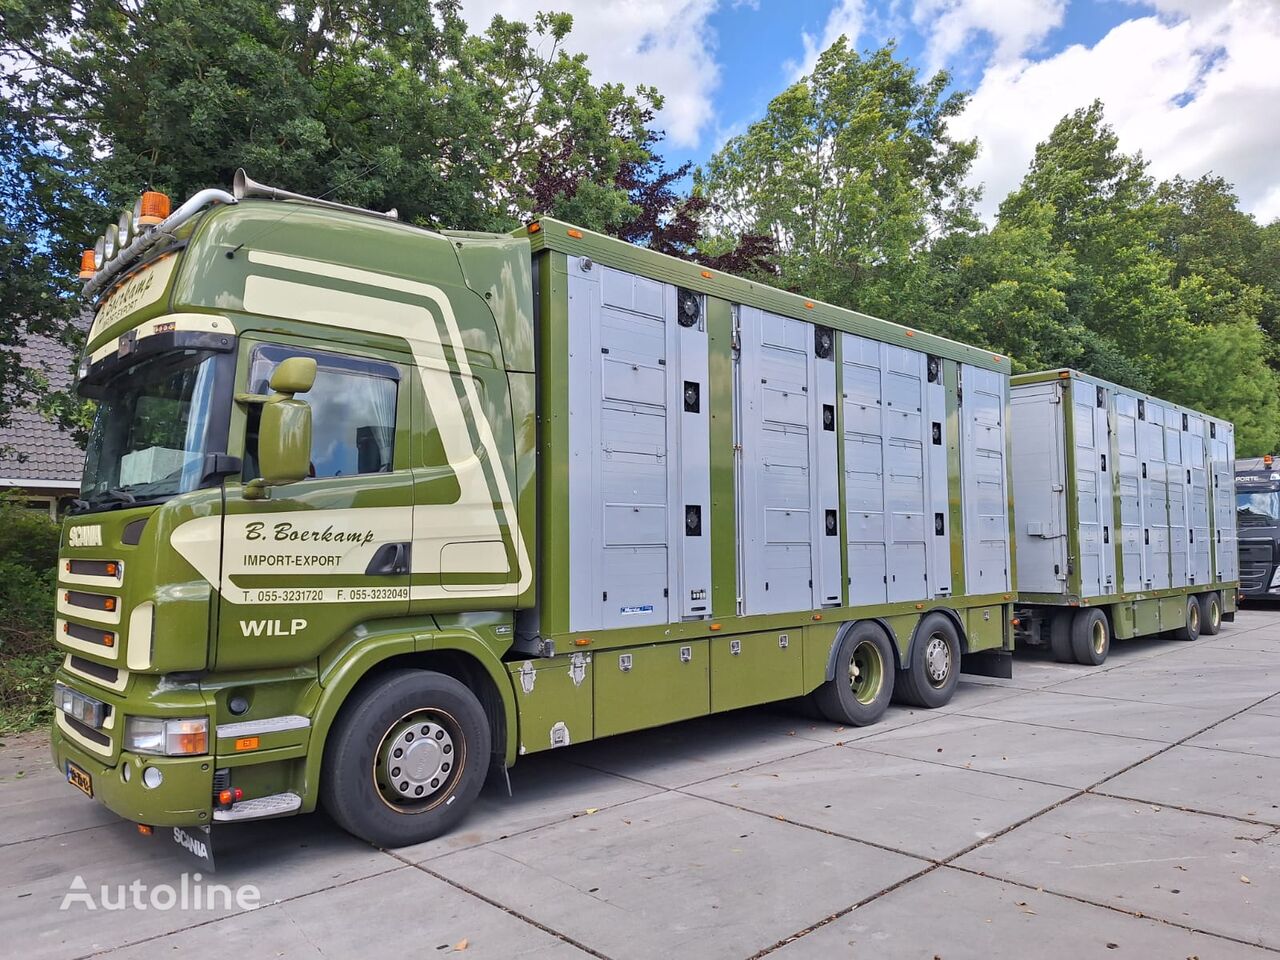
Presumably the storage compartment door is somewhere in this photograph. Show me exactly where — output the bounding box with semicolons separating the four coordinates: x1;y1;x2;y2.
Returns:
593;642;709;738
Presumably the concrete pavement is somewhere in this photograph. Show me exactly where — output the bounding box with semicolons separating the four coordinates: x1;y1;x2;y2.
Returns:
4;608;1279;959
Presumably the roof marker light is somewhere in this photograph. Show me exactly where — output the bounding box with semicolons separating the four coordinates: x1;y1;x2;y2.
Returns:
567;228;583;239
137;191;171;226
78;250;96;279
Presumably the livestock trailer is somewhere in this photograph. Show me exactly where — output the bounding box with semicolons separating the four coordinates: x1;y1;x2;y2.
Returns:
51;179;1016;852
1011;369;1238;663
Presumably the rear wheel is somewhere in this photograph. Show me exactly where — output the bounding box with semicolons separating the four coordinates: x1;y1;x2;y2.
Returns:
812;622;895;726
1174;595;1202;642
1198;592;1222;636
1048;612;1074;663
322;669;490;847
896;613;962;708
1070;608;1110;666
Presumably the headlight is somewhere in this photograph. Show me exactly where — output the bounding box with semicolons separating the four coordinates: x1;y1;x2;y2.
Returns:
124;717;208;756
1270;566;1280;589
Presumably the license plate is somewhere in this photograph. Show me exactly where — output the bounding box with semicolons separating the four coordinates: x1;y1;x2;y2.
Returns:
66;760;93;798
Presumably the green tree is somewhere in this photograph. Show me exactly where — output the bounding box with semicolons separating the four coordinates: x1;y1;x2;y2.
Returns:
694;39;979;319
0;2;664;429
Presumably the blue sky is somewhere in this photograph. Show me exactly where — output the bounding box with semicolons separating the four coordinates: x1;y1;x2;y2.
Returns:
461;1;1280;222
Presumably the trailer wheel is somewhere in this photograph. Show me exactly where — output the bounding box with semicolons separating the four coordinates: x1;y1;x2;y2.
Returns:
1197;592;1222;636
812;623;895;726
1048;612;1074;663
895;613;962;708
1174;595;1202;642
322;669;490;848
1070;608;1110;665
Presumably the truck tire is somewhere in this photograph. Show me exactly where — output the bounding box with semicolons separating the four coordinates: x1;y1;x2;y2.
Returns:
895;613;962;708
1048;612;1074;663
1070;608;1110;666
812;622;895;726
1197;592;1222;636
1174;595;1202;641
321;669;490;848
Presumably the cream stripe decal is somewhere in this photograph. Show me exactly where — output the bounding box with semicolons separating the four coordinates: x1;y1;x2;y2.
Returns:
177;250;532;603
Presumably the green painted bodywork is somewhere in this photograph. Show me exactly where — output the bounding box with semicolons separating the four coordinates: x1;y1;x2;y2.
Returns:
1011;369;1239;641
52;197;1015;834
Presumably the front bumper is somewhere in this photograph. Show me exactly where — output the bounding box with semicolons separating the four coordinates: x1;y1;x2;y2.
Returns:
50;669;215;828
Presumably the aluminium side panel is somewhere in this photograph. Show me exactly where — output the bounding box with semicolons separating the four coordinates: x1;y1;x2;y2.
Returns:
1115;393;1145;591
1165;409;1189;588
1073;380;1114;598
1210;419;1239;582
814;342;842;606
565;260;712;632
960;365;1012;595
737;306;815;615
1138;399;1171;590
1010;381;1068;595
841;334;889;605
1186;414;1212;585
925;356;952;598
883;344;931;602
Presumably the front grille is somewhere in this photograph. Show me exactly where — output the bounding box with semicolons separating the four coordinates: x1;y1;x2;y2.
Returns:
1239;513;1273;529
63;713;111;747
69;655;120;685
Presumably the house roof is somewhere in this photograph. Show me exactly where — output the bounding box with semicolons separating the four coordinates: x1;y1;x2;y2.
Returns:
0;334;84;487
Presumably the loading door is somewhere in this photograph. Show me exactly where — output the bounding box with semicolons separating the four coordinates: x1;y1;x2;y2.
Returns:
1210;420;1238;582
1114;394;1145;591
736;307;839;615
1010;381;1068;595
1073;383;1113;597
1138;400;1171;590
959;365;1011;596
1186;415;1212;585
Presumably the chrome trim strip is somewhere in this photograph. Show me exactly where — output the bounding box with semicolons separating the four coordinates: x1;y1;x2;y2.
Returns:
217;715;311;739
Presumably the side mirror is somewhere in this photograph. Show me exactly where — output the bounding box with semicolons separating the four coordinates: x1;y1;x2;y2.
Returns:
238;357;317;499
257;398;312;487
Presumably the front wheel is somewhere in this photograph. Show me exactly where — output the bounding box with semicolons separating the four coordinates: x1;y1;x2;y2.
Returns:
895;613;962;708
1198;592;1222;636
811;622;895;726
322;669;491;847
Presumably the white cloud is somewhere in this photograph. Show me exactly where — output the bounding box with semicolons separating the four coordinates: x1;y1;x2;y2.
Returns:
954;0;1280;223
787;0;867;80
911;0;1066;71
458;1;720;149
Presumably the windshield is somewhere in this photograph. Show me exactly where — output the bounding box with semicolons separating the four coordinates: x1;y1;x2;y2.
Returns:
1237;491;1280;524
79;351;220;509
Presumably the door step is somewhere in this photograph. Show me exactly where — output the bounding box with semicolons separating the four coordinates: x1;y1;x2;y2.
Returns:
213;791;302;822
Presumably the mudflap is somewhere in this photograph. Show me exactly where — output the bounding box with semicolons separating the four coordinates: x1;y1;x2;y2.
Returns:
163;824;216;871
960;650;1013;680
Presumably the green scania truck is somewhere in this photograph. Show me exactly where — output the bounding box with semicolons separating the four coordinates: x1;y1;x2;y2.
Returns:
49;174;1234;857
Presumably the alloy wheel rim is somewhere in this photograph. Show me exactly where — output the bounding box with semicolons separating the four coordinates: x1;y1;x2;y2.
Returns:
924;634;951;687
373;708;464;813
1092;619;1107;655
848;640;884;705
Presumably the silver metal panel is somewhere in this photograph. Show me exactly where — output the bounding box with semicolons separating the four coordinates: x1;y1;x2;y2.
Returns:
1073;382;1113;598
883;345;929;602
737;306;815;615
925;357;952;597
671;286;712;618
1186;415;1212;585
815;345;841;605
1165;414;1189;587
1114;393;1145;591
1210;420;1238;581
566;261;711;632
1010;381;1068;595
960;365;1011;595
842;334;888;605
1139;401;1171;590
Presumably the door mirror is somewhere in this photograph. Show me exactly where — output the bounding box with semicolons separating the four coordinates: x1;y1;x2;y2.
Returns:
256;398;312;487
239;356;317;499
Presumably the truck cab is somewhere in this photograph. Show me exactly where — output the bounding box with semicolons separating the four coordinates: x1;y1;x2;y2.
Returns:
1236;455;1280;598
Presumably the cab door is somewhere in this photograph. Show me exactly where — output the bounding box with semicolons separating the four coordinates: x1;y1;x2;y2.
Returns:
213;336;415;671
